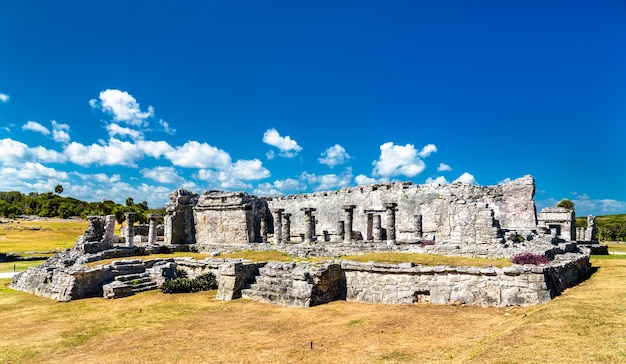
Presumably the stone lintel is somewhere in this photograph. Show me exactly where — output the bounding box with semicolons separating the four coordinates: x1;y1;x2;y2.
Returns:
300;207;316;212
341;204;357;210
384;202;398;209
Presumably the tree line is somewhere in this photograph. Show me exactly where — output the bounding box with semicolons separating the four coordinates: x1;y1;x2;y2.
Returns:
0;188;165;224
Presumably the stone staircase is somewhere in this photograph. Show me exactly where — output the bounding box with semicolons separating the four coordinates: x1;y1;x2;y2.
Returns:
114;272;158;293
103;260;159;298
241;262;314;307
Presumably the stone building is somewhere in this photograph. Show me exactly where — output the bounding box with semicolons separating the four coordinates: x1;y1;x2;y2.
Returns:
537;207;576;241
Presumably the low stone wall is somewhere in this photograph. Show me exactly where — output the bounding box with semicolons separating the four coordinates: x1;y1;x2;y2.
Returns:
341;253;590;306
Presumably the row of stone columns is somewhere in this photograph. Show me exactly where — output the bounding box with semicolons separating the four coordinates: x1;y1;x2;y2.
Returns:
123;212;161;247
267;203;399;245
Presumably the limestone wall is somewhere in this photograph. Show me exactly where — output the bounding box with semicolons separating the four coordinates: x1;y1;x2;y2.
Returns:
341;253;590;306
193;191;266;244
267;175;536;244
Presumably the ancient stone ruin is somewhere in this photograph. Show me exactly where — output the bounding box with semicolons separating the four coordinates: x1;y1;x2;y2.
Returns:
11;175;597;307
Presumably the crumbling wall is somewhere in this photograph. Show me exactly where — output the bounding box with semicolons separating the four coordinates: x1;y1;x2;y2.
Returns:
164;189;199;244
266;175;536;244
193;191;266;244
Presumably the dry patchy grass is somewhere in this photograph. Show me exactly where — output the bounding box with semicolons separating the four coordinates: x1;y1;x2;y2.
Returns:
0;219;87;255
2;256;626;363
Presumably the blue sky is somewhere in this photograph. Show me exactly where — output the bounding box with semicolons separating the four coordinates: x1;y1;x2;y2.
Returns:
0;1;625;216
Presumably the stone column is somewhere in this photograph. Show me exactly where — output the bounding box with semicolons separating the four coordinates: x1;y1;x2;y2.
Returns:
415;214;423;239
147;213;160;244
282;213;291;242
384;203;397;246
342;205;357;243
104;215;116;243
271;208;284;244
366;213;373;241
260;213;268;243
301;207;316;243
373;214;382;242
124;212;137;248
337;221;345;242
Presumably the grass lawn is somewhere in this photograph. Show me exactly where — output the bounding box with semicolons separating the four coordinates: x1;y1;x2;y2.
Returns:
1;255;625;363
0;219;87;256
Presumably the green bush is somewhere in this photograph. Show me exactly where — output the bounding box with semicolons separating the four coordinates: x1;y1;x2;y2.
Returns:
160;272;217;294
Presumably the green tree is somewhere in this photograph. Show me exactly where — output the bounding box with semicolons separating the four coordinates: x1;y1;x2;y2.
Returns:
556;198;575;212
54;184;64;195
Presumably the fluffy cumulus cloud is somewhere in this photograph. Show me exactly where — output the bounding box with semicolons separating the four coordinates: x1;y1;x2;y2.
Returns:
22;120;70;143
418;144;437;158
196;159;270;190
372;142;429;178
355;174;380;185
262;128;302;158
425;176;449;185
0;93;9;102
300;169;353;191
140;166;184;184
318;144;350;168
22;121;50;135
0;138;66;163
165;141;232;169
453;172;478;185
253;178;307;196
90;89;154;126
51;120;70;143
106;123;143;140
0;162;68;180
437;163;452;172
64;138;144;167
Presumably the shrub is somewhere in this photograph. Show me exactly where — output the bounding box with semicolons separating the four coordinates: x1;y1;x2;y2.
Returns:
511;253;552;265
160;272;217;294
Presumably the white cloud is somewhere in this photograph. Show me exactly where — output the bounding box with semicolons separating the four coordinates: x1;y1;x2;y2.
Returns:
0;162;68;180
437;163;452;172
355;174;380;185
0;138;66;163
137;140;174;159
65;138;143;167
231;159;270;180
253;178;306;196
425;176;449;185
318;144;350;168
453;172;478;185
262;128;302;157
165;141;232;169
90;89;154;126
418;144;438;158
195;159;270;190
573;194;626;215
372;142;426;178
140;166;184;184
0;93;9;103
106;123;143;140
22;121;50;135
159;119;176;135
266;150;275;160
300;169;353;191
51;120;71;143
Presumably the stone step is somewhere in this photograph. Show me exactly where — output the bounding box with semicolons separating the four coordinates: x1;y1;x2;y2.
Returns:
112;265;146;275
255;276;294;287
114;272;150;282
131;281;158;293
241;289;305;306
